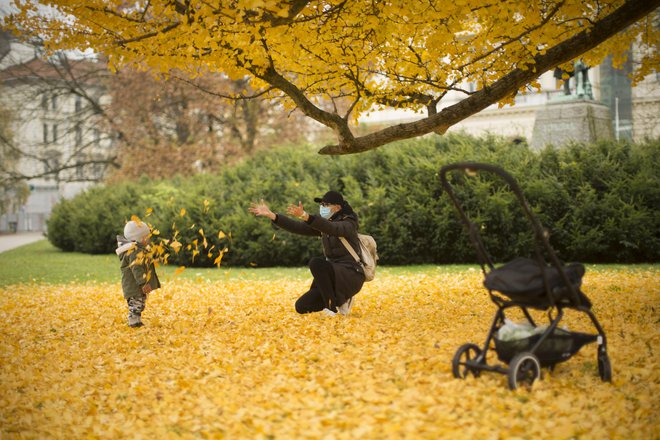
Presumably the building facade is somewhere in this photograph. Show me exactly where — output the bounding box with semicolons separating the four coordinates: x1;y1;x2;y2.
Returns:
0;31;113;233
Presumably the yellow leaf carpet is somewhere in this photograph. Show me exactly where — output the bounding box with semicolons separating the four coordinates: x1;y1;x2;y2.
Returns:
1;269;658;439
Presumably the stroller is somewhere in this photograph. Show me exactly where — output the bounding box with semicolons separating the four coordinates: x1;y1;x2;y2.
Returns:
439;162;612;390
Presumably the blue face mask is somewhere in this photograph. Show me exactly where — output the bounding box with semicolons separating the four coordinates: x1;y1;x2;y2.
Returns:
319;205;333;219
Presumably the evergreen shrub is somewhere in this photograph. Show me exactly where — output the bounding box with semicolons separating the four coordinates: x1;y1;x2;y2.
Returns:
46;135;659;265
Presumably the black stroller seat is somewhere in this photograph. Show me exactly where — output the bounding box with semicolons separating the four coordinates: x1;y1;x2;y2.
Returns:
439;162;611;390
484;257;592;309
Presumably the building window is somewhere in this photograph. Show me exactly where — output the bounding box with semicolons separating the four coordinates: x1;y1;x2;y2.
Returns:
93;129;100;147
43;123;48;144
93;162;105;179
41;94;48;111
44;157;60;180
75;124;82;147
52;124;58;143
75;96;82;113
51;95;57;111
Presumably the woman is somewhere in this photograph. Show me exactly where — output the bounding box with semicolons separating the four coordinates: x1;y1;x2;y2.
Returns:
248;190;365;315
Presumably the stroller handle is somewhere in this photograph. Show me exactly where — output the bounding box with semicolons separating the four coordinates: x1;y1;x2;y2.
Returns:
439;162;584;308
439;162;545;242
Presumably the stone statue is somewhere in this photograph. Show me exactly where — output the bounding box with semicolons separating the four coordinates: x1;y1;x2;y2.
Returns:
553;59;593;100
553;66;573;95
574;59;593;99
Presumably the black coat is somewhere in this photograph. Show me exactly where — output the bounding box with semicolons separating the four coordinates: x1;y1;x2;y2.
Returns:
273;210;365;304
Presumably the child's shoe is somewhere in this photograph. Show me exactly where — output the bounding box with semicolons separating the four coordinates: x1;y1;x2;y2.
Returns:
128;313;143;327
321;308;337;317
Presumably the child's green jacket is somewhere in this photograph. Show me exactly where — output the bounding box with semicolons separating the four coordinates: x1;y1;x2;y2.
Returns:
116;235;161;299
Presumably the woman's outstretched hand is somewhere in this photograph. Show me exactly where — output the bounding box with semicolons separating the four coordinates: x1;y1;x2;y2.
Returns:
249;199;276;221
286;201;309;221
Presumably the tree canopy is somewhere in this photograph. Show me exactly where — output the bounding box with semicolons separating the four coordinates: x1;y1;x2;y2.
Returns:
5;0;658;154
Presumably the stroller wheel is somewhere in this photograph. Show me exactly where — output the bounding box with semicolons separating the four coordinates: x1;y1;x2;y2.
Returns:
508;352;541;390
598;350;612;382
452;343;482;379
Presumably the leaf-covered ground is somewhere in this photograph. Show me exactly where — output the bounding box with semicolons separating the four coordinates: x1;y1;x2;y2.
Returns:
1;269;658;439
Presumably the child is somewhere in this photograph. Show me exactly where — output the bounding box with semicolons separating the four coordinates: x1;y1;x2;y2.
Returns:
116;220;161;327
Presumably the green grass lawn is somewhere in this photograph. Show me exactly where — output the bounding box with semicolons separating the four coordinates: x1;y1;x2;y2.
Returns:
0;239;473;286
0;239;656;287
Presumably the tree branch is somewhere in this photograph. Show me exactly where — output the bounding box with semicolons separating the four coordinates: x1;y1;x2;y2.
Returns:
256;65;354;145
318;0;659;154
171;74;275;100
0;154;119;186
115;22;180;46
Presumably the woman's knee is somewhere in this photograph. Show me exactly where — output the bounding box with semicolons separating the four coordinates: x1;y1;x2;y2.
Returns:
295;295;319;314
294;298;308;314
309;256;330;275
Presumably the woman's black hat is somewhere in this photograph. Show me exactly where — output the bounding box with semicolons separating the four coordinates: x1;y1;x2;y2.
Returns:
314;191;344;205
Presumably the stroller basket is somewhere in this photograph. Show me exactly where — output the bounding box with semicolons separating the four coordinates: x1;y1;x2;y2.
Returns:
494;330;598;367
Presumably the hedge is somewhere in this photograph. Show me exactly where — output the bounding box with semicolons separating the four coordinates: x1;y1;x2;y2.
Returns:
46;134;660;265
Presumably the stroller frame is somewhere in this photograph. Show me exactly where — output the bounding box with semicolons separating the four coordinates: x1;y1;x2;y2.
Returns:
439;162;612;390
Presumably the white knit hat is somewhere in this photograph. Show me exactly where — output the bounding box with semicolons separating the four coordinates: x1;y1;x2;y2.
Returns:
123;220;150;241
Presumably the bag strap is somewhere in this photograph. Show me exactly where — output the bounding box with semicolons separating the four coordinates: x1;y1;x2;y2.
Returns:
339;236;362;264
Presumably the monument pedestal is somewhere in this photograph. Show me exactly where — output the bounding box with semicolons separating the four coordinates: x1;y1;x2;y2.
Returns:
531;99;613;150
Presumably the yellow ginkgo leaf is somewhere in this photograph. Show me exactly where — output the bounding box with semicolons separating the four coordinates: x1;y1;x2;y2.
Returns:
1;267;656;438
174;266;186;275
170;240;182;253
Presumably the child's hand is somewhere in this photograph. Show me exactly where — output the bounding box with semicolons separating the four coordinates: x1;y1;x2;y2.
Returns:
142;284;152;294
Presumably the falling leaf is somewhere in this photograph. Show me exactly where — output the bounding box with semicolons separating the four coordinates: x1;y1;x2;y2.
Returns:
170;240;182;253
174;266;186;275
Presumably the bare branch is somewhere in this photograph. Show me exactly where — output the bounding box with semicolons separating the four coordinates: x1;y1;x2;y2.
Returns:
171;74;275;100
0;157;119;186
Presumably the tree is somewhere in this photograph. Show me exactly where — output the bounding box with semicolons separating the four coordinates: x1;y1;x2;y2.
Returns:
0;35;313;184
105;67;312;181
4;1;658;155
